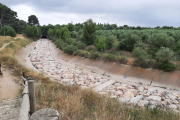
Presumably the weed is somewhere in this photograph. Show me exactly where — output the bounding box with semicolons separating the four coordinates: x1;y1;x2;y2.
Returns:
139;82;143;85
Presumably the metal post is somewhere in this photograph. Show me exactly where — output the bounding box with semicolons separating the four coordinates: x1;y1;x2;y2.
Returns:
28;80;36;115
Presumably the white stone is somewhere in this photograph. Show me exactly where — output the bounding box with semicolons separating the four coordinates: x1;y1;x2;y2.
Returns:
137;100;149;107
167;104;177;109
147;96;161;102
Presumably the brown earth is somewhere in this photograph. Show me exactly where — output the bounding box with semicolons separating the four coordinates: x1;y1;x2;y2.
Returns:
14;34;26;39
0;67;21;100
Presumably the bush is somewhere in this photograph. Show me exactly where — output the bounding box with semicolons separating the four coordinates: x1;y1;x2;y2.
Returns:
55;39;65;50
0;25;16;37
140;61;151;68
63;45;78;55
104;54;115;61
118;57;128;64
96;36;106;51
65;38;74;45
117;34;138;51
106;35;114;50
90;51;99;60
60;27;71;40
154;62;177;72
71;41;77;46
132;47;148;61
71;31;77;38
155;47;175;63
78;51;88;57
74;50;80;56
87;47;97;52
76;41;86;49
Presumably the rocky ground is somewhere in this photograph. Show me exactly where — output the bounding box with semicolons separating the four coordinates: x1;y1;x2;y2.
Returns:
0;97;21;120
30;39;180;112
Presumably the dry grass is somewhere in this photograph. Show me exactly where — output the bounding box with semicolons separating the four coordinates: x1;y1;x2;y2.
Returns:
0;36;13;48
1;36;180;120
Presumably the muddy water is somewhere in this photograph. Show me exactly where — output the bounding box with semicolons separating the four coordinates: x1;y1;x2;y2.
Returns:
48;40;180;89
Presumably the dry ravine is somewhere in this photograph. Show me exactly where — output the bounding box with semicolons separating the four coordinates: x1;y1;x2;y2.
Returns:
30;39;180;112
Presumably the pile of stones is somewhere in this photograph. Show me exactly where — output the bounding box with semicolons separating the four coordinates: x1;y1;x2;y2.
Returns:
100;81;180;111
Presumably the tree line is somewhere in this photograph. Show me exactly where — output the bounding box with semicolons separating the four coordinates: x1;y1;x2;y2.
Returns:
1;2;180;72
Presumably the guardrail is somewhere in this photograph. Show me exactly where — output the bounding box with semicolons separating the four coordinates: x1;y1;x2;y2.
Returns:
18;73;36;120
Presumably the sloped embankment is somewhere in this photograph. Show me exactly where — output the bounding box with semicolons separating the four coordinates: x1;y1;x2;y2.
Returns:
49;40;180;89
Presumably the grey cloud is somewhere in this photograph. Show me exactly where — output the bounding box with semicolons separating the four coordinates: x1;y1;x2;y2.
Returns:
1;0;180;27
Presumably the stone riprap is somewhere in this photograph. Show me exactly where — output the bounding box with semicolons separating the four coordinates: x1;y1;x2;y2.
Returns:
98;81;180;111
31;40;110;89
30;39;180;111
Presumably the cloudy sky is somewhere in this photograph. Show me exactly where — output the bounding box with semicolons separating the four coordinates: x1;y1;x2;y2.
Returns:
1;0;180;27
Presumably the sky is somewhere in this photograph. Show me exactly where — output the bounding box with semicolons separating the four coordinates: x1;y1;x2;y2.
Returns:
1;0;180;27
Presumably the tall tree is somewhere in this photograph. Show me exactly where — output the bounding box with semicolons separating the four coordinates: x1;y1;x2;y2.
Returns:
0;3;17;29
28;15;39;26
60;27;71;40
83;19;96;45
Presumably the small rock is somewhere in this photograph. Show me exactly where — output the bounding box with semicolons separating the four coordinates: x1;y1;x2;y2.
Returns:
114;90;123;96
161;101;167;106
137;100;149;107
119;98;130;103
147;96;161;102
167;104;177;109
129;95;144;104
116;85;126;90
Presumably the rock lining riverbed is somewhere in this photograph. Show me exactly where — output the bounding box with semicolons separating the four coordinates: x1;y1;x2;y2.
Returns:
30;39;180;111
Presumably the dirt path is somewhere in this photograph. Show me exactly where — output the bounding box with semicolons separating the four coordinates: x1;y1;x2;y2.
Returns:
0;67;21;101
0;42;21;101
0;43;10;51
14;34;26;40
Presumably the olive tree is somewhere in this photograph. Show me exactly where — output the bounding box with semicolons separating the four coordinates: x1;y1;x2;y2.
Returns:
155;47;175;63
132;47;148;61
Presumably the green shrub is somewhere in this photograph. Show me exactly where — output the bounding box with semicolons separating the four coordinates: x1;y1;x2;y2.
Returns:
72;41;77;46
104;54;115;61
76;41;86;49
74;50;80;56
106;35;114;50
55;39;65;50
118;57;128;64
65;38;74;45
63;45;78;55
90;51;99;60
140;61;151;68
60;27;71;40
0;25;16;37
78;51;88;57
96;36;106;51
87;47;97;52
117;34;138;51
154;62;177;72
71;31;77;38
